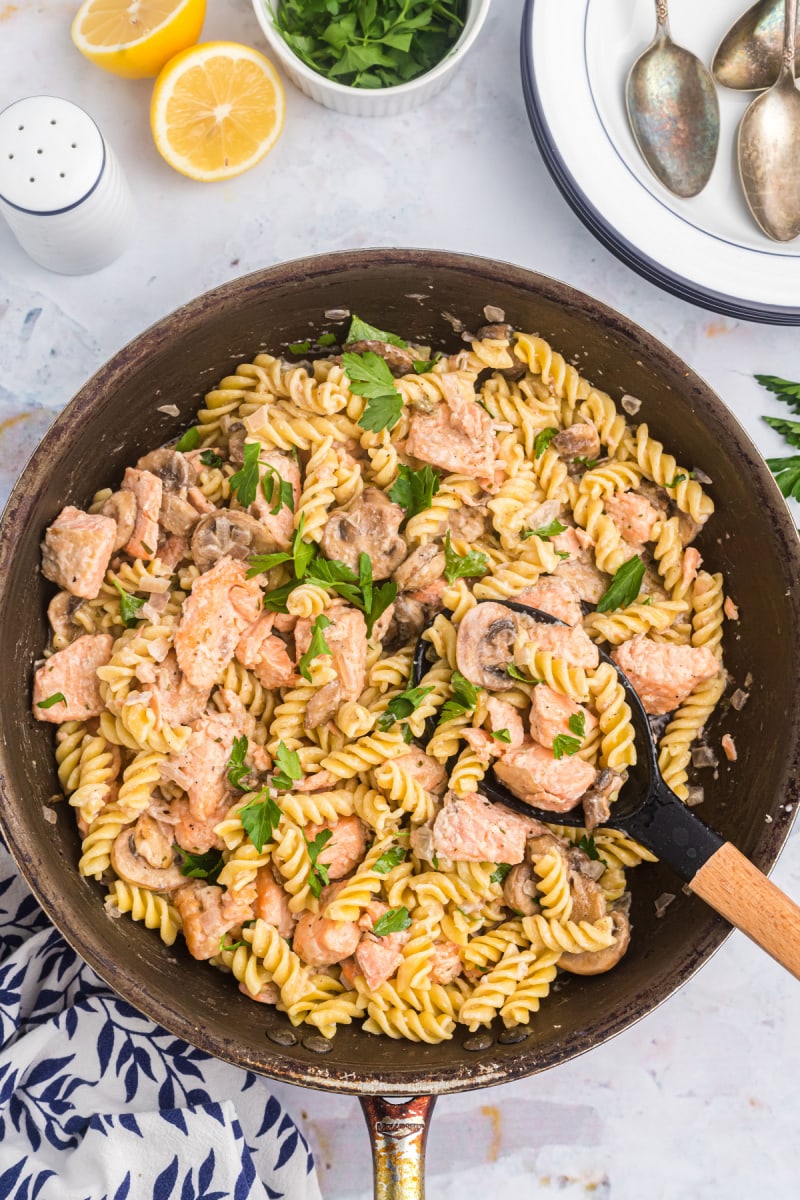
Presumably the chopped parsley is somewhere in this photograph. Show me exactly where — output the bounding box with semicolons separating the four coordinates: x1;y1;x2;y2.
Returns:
667;473;687;488
227;735;250;790
595;555;646;614
345;315;407;348
373;846;408;874
573;456;599;469
245;550;293;578
344;350;404;434
377;683;434;732
271;742;302;791
199;449;223;469
261;465;295;514
388;463;441;525
490;863;512;885
534;427;558;458
240;789;282;853
229;440;261;508
219;935;246;953
371;906;412;937
568;711;586;738
317;332;337;347
577;834;601;861
439;670;480;724
521;519;566;542
552;733;582;759
180;847;224;884
506;663;538;684
297;614;332;682
490;728;511;743
443;531;488;585
305;829;334;898
111;578;145;628
306;552;396;637
288;339;312;355
412;354;441;374
37;692;66;710
175;427;199;453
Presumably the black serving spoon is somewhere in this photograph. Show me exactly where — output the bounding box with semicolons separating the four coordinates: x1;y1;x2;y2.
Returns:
413;599;800;978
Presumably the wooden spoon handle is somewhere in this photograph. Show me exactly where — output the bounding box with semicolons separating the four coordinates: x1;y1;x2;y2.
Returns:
690;841;800;979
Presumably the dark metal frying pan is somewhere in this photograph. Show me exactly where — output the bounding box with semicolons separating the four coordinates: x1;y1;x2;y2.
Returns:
413;600;800;983
0;251;798;1199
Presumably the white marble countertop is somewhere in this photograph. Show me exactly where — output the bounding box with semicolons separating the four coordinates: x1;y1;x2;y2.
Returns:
2;2;799;1197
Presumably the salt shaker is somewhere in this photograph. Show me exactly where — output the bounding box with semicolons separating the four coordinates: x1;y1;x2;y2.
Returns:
0;96;136;275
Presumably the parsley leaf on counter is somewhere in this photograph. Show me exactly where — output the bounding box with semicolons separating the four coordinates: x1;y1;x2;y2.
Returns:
389;463;441;524
596;555;646;613
755;375;800;413
763;416;800;449
345;315;407;348
443;531;488;584
766;457;800;501
344;350;404;433
229;440;261;508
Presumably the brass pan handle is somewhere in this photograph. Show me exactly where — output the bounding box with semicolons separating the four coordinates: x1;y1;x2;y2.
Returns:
359;1095;436;1200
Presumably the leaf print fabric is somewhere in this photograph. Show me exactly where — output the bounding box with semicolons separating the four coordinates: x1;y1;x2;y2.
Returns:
0;838;321;1200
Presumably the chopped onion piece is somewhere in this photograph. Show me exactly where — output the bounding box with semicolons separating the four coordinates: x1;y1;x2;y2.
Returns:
157;404;180;417
691;745;717;769
621;394;642;416
483;305;506;323
324;308;350;320
686;786;705;807
730;688;749;711
654;892;675;917
692;467;713;485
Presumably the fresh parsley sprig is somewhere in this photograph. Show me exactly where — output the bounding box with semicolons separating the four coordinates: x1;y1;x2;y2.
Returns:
230;441;261;508
438;670;480;724
520;519;566;542
111;578;146;628
568;712;586;738
261;465;295;514
756;375;800;500
344;350;404;434
443;531;488;585
240;789;283;854
389;463;441;525
377;684;434;732
306;552;396;637
373;846;408;874
180;847;224;884
227;735;250;789
552;733;582;759
297;614;332;682
371;906;411;937
595;555;646;614
577;835;601;861
305;829;334;898
755;375;800;413
271;742;303;791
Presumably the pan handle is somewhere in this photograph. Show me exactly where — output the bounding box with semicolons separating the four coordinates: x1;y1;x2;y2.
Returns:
359;1094;437;1200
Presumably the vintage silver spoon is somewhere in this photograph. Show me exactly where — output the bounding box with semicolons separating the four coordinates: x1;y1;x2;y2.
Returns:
626;0;720;197
738;0;800;241
713;0;800;91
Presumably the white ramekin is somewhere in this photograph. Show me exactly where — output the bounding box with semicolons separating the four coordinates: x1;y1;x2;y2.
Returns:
251;0;492;117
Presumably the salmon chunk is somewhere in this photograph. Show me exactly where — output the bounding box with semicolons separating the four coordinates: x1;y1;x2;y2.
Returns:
355;927;410;991
515;577;583;626
432;790;545;863
33;634;113;723
147;650;211;727
406;374;497;483
305;815;367;880
392;751;448;797
486;697;525;747
254;866;295;938
293;887;361;967
41;507;116;600
170;795;228;854
493;743;598;813
529;686;597;750
174;556;262;690
295;605;367;703
236;612;297;690
121;468;163;561
521;621;599;670
429;940;463;985
174;881;253;961
604;492;661;544
161;711;237;819
250;450;300;550
612;635;719;716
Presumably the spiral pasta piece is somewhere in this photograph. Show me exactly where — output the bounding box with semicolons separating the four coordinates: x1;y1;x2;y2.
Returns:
532;851;573;922
589;662;636;771
106;880;182;946
499;949;561;1027
635;424;714;523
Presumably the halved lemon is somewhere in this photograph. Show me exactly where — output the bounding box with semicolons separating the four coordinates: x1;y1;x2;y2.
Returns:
71;0;206;79
150;42;285;182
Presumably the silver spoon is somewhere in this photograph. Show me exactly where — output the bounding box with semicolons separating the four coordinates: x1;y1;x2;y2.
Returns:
738;0;800;241
713;0;800;92
626;0;720;197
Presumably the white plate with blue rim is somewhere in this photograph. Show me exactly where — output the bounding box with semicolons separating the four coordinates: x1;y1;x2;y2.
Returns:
520;0;800;325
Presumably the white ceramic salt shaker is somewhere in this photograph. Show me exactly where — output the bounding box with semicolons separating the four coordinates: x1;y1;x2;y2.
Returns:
0;96;136;275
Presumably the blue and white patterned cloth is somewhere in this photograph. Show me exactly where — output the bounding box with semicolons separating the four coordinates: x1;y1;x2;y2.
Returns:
0;839;322;1200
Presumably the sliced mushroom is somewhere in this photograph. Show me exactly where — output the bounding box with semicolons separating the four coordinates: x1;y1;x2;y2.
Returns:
320;488;407;580
526;832;568;863
344;339;415;377
47;590;81;643
582;768;626;831
191;511;278;571
393;543;445;594
226;421;247;468
384;593;427;650
503;862;541;916
566;859;607;923
101;489;138;552
160;492;201;537
137;447;197;492
304;680;342;731
552;423;601;461
455;601;521;691
559;910;631;975
476;322;514;342
446;503;488;544
111;815;185;891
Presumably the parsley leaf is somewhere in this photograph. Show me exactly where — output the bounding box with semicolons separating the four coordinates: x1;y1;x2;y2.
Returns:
577;835;601;861
292;515;317;580
200;449;223;469
667;473;687;488
240;789;282;854
111;578;145;628
262;580;301;613
377;684;434;731
288;339;311;355
552;733;582;759
227;735;250;789
574;456;599;468
388;463;441;524
521;519;566;541
490;863;512;884
229;440;261;508
372;906;412;937
271;742;302;791
176;427;199;452
595;555;646;613
297;614;332;682
443;531;488;585
764;415;800;449
262;465;295;514
755;374;800;414
306;829;333;898
344;351;404;433
766;456;800;500
373;846;408;874
490;728;511;743
219;935;246;953
412;354;442;374
345;315;407;348
568;712;586;738
180;847;224;883
245;550;292;579
506;663;538;684
439;670;480;724
317;332;337;347
37;692;66;710
534;427;558;458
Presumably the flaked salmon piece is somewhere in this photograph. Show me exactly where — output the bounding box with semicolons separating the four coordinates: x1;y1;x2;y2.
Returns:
358;900;390;932
520;621;599;671
429;940;463;984
236;612;276;668
721;733;737;762
406;373;497;483
355;927;410;991
612;635;718;716
407;578;446;608
432;790;546;863
681;547;702;593
240;981;280;1004
157;534;188;571
604;492;661;545
493;742;597;813
41;507;116;600
161;710;237;819
339;956;359;989
250;450;300;550
254;866;295;938
462;728;504;761
174;556;263;690
724;596;739;621
170;795;228;854
295;605;367;703
121;468;162;561
173;881;253;961
393;751;448;797
236;611;297;690
305;815;367;880
514;577;583;627
529;685;597;750
187;486;216;516
33;634;113;723
551;527;583;561
294;769;337;793
147;650;210;728
293;885;361;967
486;697;525;747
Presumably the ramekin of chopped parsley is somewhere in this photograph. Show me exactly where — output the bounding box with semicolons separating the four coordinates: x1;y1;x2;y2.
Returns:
273;0;469;90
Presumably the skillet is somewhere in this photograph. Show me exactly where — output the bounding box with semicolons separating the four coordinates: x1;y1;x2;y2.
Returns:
0;249;798;1197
